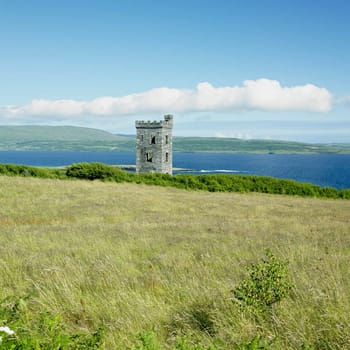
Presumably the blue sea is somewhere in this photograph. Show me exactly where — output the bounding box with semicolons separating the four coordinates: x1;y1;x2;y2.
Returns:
0;151;349;189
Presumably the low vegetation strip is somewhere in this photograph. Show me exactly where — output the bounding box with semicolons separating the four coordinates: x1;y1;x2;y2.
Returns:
1;162;349;199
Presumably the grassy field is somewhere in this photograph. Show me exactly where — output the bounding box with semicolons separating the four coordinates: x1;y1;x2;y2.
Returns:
0;176;349;348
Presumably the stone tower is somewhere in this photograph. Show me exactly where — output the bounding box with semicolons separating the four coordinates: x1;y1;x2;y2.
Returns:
135;114;173;174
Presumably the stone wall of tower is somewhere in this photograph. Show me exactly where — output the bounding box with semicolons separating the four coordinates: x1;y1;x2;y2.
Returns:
135;115;173;174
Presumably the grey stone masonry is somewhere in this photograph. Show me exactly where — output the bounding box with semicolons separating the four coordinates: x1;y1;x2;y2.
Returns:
135;115;173;174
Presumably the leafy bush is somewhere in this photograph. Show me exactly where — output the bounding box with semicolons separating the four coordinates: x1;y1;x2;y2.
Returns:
339;188;350;199
131;330;162;350
0;164;54;178
66;162;126;181
233;250;293;313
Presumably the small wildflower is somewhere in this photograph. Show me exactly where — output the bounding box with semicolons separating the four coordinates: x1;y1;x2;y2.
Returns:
0;326;15;335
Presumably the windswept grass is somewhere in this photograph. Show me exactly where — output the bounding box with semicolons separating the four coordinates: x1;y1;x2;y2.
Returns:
0;176;349;348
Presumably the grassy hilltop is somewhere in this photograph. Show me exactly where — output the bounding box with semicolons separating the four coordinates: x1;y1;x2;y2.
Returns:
0;176;349;348
0;125;134;152
1;125;350;153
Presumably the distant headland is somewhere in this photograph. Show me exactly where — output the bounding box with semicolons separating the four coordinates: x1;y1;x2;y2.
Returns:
0;125;350;154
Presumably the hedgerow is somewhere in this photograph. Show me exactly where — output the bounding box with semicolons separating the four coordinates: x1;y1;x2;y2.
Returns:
0;163;55;178
1;162;349;199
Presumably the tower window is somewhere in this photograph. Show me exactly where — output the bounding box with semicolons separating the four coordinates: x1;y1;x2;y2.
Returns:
141;134;144;142
151;136;156;144
146;152;153;162
165;152;169;162
165;135;169;144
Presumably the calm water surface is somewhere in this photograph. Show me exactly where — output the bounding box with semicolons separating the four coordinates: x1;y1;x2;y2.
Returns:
0;151;349;189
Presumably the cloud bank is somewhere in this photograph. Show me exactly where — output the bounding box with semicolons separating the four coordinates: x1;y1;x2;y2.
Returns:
3;79;332;119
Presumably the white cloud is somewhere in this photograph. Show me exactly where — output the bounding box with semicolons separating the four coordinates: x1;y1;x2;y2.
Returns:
1;79;333;119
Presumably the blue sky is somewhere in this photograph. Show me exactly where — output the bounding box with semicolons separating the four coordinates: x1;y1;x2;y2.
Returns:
0;0;349;142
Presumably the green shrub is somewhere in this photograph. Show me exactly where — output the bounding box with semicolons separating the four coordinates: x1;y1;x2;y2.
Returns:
131;330;162;350
339;189;350;199
66;162;126;181
0;164;54;178
233;250;293;314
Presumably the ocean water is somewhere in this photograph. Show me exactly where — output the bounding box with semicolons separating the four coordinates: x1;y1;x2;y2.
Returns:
0;151;349;189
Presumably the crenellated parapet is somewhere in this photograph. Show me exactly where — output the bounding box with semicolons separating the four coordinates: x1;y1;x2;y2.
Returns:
135;115;173;129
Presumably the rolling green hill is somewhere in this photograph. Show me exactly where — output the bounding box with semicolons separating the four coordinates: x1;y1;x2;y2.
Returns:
0;125;134;151
173;136;350;154
0;125;118;141
1;125;350;153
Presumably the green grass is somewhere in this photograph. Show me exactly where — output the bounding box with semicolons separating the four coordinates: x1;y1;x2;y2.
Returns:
0;176;349;348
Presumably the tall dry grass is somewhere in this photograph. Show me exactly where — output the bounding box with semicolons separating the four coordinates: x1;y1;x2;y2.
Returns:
0;176;349;348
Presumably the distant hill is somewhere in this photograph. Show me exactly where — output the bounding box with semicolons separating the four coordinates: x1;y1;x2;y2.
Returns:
0;125;119;141
0;125;134;151
173;137;350;154
1;125;350;154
